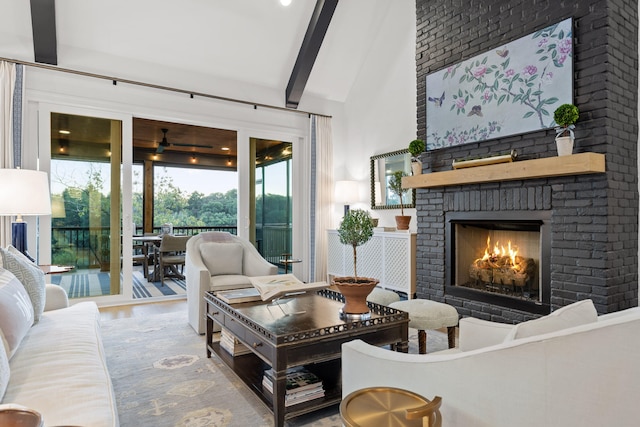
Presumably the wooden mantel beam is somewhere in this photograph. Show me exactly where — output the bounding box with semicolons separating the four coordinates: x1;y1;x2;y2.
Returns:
403;153;606;189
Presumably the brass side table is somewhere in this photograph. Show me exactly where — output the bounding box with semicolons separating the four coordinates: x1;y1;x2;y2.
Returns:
340;387;442;427
0;407;43;427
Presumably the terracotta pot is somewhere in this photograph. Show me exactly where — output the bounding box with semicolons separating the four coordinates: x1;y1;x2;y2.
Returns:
395;215;411;230
332;277;379;314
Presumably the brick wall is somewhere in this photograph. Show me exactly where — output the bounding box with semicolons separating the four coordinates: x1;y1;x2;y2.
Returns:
414;0;638;321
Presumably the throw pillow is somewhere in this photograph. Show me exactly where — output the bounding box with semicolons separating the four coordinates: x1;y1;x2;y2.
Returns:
0;246;46;322
504;299;598;341
200;242;244;276
0;268;35;359
6;245;38;267
0;333;8;401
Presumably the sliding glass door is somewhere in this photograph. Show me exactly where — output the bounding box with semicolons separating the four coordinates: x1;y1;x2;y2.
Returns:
250;138;293;269
39;106;133;303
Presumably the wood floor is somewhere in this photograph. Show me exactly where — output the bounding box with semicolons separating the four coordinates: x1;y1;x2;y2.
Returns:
99;299;186;321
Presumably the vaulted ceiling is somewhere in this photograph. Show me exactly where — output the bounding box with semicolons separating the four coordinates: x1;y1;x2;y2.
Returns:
2;0;394;110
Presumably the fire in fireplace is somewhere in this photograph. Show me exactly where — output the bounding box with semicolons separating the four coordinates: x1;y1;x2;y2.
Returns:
446;211;551;314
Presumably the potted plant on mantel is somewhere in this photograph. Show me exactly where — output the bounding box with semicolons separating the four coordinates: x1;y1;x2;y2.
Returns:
332;209;379;318
408;139;426;175
553;103;579;156
388;170;411;230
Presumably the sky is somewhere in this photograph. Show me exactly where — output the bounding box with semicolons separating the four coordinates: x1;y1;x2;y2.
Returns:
50;159;288;196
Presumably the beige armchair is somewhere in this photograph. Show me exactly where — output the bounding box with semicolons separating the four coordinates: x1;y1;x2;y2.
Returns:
186;231;277;334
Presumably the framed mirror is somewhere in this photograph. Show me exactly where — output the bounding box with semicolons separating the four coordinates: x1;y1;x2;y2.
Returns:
370;149;415;210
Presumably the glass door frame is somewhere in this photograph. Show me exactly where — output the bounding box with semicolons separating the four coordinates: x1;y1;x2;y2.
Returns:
237;129;310;281
37;103;134;305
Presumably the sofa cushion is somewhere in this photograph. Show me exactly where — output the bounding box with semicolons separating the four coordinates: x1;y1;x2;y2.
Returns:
0;268;35;358
0;246;46;322
200;242;243;276
4;301;118;427
504;299;597;341
0;337;8;401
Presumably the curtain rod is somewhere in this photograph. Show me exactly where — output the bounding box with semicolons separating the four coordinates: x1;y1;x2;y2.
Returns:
1;57;331;119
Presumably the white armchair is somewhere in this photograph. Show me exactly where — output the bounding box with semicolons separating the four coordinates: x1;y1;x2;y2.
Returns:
186;231;277;334
342;300;640;426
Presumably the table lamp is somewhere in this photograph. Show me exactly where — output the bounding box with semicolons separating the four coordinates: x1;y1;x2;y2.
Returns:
335;180;359;216
0;168;52;261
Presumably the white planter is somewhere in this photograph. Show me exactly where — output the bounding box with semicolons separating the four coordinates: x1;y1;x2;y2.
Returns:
411;161;422;175
555;136;574;156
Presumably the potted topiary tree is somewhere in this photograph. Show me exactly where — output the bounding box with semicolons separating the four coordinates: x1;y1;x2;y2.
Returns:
408;139;426;175
553;103;579;156
332;208;379;318
388;170;411;230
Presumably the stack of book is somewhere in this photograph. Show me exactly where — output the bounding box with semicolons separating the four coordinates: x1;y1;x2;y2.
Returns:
219;327;251;356
262;366;325;406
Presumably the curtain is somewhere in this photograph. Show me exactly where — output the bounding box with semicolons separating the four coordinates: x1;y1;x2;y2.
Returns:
310;115;333;282
0;61;19;248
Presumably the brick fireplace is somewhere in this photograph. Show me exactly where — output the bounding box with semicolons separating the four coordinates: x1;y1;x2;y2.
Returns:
413;0;638;322
446;210;551;315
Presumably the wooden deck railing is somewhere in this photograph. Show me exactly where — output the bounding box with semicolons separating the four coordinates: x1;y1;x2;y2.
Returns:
52;225;291;269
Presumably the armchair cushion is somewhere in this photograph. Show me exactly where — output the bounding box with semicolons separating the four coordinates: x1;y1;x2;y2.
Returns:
200;242;243;276
210;275;253;290
504;299;597;342
458;317;514;351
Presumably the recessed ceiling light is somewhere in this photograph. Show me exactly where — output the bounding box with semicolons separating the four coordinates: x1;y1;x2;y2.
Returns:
221;147;230;151
58;130;71;135
280;0;292;6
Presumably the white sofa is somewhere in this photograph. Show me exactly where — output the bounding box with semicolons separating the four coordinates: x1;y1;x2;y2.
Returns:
186;231;277;334
1;283;118;426
342;300;640;427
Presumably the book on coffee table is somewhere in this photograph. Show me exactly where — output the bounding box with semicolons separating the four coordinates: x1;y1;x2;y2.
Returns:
219;327;252;355
249;274;328;301
216;288;261;304
262;366;325;406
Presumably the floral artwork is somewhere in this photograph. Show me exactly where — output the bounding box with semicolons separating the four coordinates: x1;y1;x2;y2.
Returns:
426;18;573;151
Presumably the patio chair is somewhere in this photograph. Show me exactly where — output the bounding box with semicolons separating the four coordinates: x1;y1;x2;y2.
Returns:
132;242;149;278
156;234;191;286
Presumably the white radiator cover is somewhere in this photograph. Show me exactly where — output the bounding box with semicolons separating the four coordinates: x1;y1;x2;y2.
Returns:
327;230;416;298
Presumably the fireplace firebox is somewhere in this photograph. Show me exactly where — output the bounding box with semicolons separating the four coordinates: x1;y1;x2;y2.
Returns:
446;211;551;314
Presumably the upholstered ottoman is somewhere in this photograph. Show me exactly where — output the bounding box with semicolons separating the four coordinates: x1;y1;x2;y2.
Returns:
389;299;459;354
367;287;401;306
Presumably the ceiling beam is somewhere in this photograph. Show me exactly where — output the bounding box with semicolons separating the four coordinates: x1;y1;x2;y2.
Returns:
30;0;58;65
285;0;338;109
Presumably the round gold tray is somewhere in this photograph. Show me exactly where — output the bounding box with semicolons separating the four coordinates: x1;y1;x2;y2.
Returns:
340;386;432;427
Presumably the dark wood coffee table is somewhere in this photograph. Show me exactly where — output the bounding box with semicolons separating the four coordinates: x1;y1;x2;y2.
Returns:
205;289;409;427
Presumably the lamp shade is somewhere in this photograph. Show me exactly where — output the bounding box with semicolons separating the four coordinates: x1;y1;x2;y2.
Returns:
0;169;52;216
335;180;359;204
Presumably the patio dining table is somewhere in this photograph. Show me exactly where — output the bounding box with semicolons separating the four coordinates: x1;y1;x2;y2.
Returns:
132;235;162;282
133;234;188;283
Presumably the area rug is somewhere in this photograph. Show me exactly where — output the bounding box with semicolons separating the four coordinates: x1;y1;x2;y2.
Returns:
48;269;186;299
101;310;450;426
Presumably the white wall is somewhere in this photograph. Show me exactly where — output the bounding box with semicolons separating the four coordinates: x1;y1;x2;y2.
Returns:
333;1;418;230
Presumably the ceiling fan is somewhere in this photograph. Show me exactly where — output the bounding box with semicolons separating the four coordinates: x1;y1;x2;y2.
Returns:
156;128;211;153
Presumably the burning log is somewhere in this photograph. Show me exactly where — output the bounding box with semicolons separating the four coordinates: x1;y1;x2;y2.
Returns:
468;237;537;289
469;255;536;287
